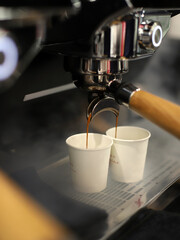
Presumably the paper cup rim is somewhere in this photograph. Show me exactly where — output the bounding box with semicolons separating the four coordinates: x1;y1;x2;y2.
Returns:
66;133;113;151
106;126;151;142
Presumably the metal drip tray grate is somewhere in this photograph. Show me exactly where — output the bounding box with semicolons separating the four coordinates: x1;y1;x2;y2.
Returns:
39;154;180;239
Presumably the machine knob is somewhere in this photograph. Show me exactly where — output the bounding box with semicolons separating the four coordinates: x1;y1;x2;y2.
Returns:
138;21;162;50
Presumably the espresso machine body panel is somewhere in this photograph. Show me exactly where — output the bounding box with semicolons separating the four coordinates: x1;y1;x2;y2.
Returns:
0;0;179;89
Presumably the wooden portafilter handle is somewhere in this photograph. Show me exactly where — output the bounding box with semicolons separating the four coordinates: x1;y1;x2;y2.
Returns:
110;82;180;139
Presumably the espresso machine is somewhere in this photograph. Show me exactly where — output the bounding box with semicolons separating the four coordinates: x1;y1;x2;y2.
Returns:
1;1;180;136
1;1;180;240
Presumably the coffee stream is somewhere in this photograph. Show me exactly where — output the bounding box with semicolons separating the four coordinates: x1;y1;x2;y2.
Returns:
115;115;119;138
86;113;119;149
86;113;92;149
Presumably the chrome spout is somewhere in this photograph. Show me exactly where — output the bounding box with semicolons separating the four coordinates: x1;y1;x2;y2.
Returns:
87;95;119;121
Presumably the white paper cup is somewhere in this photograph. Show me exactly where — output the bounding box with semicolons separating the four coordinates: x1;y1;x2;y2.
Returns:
66;133;113;193
106;126;151;183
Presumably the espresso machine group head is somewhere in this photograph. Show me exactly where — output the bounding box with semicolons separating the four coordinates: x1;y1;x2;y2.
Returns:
63;1;178;122
67;8;167;93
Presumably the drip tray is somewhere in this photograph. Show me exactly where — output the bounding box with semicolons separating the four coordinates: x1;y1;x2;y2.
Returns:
39;154;180;239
